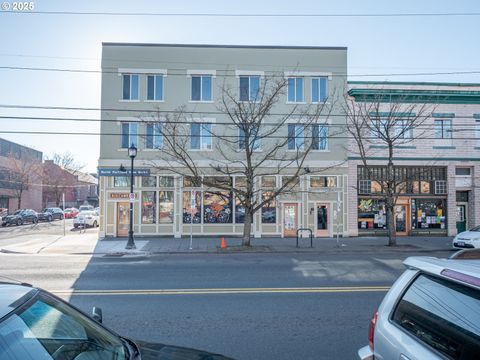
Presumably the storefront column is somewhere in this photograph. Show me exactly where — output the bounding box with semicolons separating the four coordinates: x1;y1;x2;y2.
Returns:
472;164;480;228
347;161;359;237
447;164;457;236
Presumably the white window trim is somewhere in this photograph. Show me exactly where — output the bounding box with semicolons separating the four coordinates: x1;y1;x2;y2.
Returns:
287;123;305;152
434;180;447;195
284;71;332;80
190;120;215;151
118;68;168;76
311;76;330;104
286;77;305;104
187;70;217;77
358;180;372;195
120;73;140;101
145;74;165;102
188;74;214;103
235;70;265;78
145;122;164;150
311;123;330;152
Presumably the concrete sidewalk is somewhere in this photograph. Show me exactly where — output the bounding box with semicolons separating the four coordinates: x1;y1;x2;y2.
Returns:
0;231;454;256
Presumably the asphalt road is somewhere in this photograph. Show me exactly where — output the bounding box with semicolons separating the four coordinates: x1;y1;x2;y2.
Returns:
0;249;451;359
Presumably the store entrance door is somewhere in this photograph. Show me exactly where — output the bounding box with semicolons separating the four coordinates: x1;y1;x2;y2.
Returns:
394;198;410;236
283;203;298;237
117;202;129;237
316;204;329;237
456;204;467;234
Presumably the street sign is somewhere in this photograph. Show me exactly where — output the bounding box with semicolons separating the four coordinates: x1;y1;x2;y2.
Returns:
129;193;135;203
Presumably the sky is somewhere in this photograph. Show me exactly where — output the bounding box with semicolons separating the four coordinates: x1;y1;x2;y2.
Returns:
1;0;479;173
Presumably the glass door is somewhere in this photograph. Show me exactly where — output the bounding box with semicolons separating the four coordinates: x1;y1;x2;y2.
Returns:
316;204;329;237
456;205;466;233
283;203;298;237
117;202;129;237
394;205;407;235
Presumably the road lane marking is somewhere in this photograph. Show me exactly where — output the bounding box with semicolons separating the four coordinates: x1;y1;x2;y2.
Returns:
51;286;390;296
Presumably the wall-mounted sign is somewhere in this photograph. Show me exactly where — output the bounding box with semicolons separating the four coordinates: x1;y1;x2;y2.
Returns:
109;193;138;199
99;168;150;176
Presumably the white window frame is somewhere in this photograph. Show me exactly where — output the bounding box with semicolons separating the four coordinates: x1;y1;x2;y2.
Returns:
236;71;264;102
311;77;329;103
358;180;372;195
145;123;163;150
312;124;329;151
146;74;164;102
394;119;413;139
435;180;447;195
238;128;261;151
190;121;214;151
434;119;453;139
476;119;480;139
188;70;216;103
121;74;139;101
287;124;305;151
287;77;304;103
120;122;139;149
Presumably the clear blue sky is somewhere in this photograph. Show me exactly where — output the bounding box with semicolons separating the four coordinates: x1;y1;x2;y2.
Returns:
1;0;479;172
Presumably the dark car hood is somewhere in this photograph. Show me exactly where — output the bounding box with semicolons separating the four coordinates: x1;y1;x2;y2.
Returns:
3;215;18;220
135;340;234;360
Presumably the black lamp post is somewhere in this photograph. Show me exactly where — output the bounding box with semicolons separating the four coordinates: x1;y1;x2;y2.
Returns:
126;143;137;249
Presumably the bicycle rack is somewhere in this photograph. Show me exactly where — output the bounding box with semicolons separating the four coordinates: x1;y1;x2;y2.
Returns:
296;228;313;248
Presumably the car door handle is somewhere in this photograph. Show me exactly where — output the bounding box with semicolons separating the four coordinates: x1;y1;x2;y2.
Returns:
400;355;411;360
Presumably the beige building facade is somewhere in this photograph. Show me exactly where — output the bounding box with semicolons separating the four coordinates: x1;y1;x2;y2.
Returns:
98;43;349;239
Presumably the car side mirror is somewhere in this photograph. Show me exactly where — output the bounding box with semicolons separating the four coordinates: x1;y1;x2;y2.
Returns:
92;307;103;323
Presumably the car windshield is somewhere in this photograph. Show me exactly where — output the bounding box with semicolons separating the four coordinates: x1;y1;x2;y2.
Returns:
13;210;22;215
469;225;480;232
79;211;95;216
0;291;126;359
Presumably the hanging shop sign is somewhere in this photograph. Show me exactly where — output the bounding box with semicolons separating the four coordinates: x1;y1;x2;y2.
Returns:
98;168;151;176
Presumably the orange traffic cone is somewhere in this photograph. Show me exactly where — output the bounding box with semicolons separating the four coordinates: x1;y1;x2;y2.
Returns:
220;237;227;249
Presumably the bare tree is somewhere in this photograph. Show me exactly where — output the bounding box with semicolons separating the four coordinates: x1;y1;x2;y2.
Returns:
4;154;43;210
48;151;85;172
142;75;339;246
345;93;434;246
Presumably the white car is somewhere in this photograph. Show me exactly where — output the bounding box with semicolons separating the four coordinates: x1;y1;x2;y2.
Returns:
453;225;480;249
73;210;99;228
358;256;480;360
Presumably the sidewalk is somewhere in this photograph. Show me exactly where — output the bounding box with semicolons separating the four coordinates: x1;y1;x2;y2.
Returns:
0;231;454;256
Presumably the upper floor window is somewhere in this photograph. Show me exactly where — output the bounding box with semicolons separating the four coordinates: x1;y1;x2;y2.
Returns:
312;124;328;150
476;119;480;139
147;75;164;101
312;77;328;103
287;77;304;103
287;124;305;150
191;123;212;150
121;122;138;148
239;76;260;101
191;75;212;101
145;123;163;149
435;119;452;139
395;119;413;139
122;74;139;100
239;128;261;150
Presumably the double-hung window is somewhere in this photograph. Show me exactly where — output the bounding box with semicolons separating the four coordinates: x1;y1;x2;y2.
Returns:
312;124;328;150
435;119;452;139
239;128;261;150
146;75;164;101
287;124;305;150
191;75;212;101
312;77;328;103
145;123;163;149
287;77;304;103
122;74;139;100
121;122;138;148
239;76;260;101
190;123;212;150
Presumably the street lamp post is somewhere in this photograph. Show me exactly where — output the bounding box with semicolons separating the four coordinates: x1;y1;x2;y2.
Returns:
126;144;137;249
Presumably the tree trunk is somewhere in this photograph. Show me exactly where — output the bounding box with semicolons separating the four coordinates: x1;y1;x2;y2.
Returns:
242;209;253;247
17;191;22;210
386;202;397;247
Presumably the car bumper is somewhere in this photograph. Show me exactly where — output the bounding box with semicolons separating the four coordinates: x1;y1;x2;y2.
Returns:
453;241;476;249
358;346;374;360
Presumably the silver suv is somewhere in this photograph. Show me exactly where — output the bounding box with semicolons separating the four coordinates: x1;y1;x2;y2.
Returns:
358;256;480;360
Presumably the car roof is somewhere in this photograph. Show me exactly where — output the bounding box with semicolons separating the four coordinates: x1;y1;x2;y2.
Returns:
404;256;480;288
0;283;36;318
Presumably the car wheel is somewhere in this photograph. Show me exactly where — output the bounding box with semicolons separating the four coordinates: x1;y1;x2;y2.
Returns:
74;224;78;229
48;215;52;222
16;219;22;226
60;214;64;220
1;223;6;227
33;218;38;224
93;220;98;227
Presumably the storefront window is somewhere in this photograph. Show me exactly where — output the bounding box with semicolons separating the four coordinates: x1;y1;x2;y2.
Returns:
159;191;174;223
357;199;387;230
235;197;245;224
158;176;174;187
184;176;201;187
310;176;337;188
183;191;201;223
262;176;276;188
203;192;232;223
141;191;156;224
204;177;232;188
414;199;446;230
282;176;300;188
262;191;276;224
113;176;133;187
142;176;157;187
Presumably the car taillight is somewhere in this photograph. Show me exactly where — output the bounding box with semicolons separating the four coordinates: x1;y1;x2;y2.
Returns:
368;310;378;350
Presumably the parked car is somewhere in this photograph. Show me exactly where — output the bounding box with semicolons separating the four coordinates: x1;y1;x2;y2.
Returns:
64;207;79;219
1;209;38;226
449;248;480;259
358;256;480;360
452;225;480;249
0;208;7;223
73;210;99;228
79;204;94;212
0;280;234;359
38;207;64;222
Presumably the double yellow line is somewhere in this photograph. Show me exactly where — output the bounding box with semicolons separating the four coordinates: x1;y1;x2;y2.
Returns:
51;286;390;296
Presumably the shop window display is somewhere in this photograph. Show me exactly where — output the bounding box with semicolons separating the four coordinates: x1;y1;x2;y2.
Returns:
183;191;201;224
203;191;232;223
413;199;446;230
158;191;174;223
141;191;156;224
357;199;387;229
262;191;277;224
235;197;245;224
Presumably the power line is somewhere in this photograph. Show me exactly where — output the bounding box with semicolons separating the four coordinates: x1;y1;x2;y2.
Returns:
0;115;479;128
1;65;480;78
3;11;480;17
